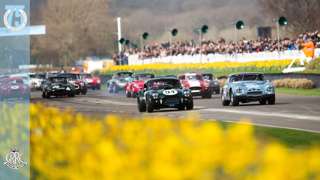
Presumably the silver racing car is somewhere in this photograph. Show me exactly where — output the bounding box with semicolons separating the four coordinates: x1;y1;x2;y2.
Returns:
221;73;275;106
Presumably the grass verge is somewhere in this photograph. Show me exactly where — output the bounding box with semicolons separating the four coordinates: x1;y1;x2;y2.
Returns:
276;88;320;96
254;125;320;148
219;121;320;148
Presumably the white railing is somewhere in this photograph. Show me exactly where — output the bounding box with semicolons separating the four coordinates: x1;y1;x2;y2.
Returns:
128;49;320;65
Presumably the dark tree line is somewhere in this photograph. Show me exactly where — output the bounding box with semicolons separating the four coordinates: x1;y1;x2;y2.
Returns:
258;0;320;34
30;0;320;66
31;0;114;66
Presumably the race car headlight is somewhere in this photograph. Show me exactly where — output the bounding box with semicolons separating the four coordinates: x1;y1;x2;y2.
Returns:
152;93;159;99
184;91;191;97
266;86;275;92
133;84;140;88
236;88;243;94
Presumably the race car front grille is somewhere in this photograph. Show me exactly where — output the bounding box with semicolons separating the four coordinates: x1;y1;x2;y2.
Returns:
163;97;180;104
190;87;201;91
247;91;263;96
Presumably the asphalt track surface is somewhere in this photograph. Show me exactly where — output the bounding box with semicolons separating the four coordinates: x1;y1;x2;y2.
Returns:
31;90;320;133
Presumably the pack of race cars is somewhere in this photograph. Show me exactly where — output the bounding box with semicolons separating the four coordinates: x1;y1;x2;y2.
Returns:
39;72;101;98
0;72;102;101
106;71;276;113
1;71;276;112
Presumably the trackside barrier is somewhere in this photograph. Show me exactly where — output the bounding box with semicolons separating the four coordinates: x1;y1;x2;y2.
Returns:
128;49;320;65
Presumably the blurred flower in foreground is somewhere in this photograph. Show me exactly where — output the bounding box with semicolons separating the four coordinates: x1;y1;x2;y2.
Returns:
29;104;320;179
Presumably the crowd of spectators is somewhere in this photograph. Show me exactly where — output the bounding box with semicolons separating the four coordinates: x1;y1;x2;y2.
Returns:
124;31;320;60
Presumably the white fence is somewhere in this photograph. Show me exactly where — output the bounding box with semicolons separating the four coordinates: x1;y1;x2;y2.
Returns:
128;49;320;65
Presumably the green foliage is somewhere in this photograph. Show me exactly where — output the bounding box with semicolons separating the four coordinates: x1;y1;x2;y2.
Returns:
219;121;320;148
276;88;320;96
306;58;320;70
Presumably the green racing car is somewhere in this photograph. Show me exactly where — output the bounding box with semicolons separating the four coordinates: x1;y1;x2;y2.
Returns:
137;77;194;113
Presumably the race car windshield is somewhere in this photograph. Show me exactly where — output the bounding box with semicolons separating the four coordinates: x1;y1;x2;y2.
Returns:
32;74;46;79
118;79;128;83
135;74;154;81
59;74;78;80
187;75;203;81
231;74;264;82
50;77;68;83
83;74;92;78
242;74;264;81
148;80;181;90
10;79;24;85
203;74;213;80
117;73;132;78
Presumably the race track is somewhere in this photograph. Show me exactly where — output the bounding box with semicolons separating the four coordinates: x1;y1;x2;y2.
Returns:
31;90;320;133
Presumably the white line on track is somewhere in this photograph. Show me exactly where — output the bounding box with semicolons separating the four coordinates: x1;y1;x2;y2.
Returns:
94;99;136;106
77;97;206;109
205;119;320;133
64;97;137;106
201;108;320;121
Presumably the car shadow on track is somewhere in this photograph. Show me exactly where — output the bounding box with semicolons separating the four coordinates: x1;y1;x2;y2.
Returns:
146;107;204;114
192;96;221;101
232;102;290;107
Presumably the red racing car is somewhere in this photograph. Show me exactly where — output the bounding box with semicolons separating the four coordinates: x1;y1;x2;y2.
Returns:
81;73;101;90
125;73;155;98
178;73;212;98
0;77;29;101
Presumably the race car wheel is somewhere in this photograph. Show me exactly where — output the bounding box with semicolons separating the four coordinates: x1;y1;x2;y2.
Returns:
81;89;87;95
222;95;230;106
137;98;146;112
68;92;75;97
202;92;212;99
186;100;194;110
146;99;154;113
113;85;119;93
126;91;131;98
230;91;239;106
178;104;185;111
259;99;267;105
268;96;276;105
42;91;50;99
